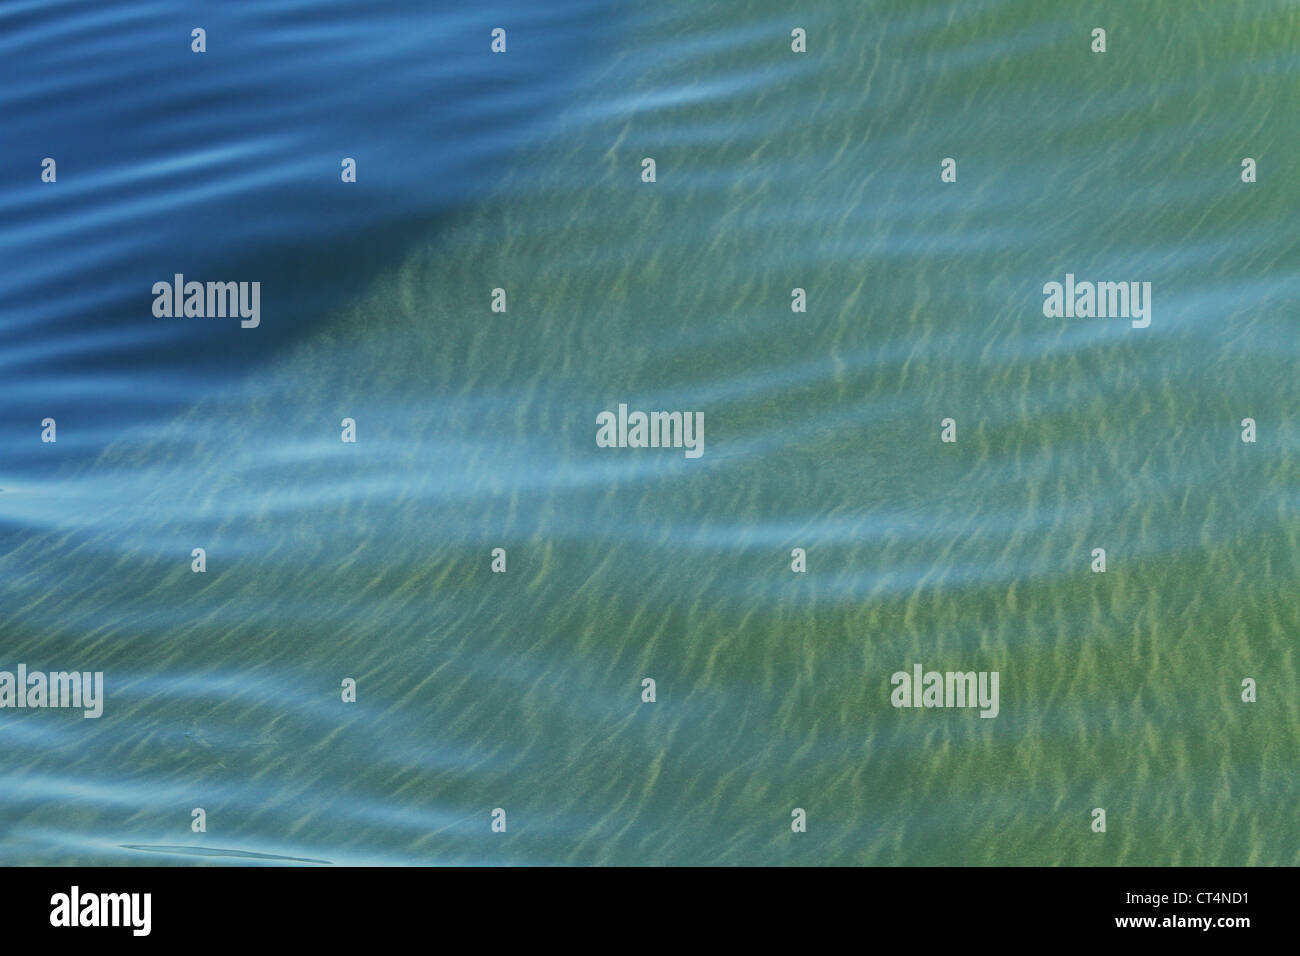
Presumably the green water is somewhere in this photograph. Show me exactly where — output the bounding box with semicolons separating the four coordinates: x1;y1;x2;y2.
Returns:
2;0;1297;865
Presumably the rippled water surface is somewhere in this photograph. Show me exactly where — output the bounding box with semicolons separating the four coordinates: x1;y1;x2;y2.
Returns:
2;0;1297;865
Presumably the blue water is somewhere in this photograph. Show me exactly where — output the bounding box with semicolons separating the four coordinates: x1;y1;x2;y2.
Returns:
2;0;1297;865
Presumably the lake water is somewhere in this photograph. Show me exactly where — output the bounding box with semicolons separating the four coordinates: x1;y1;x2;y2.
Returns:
1;0;1297;865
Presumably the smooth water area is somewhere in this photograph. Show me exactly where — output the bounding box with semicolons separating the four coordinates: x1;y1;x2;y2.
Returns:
1;0;1297;865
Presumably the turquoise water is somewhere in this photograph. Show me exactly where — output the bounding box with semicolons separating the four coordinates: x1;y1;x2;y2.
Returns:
1;0;1297;865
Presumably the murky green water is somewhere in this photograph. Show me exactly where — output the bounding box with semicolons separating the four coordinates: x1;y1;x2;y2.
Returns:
2;0;1297;865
